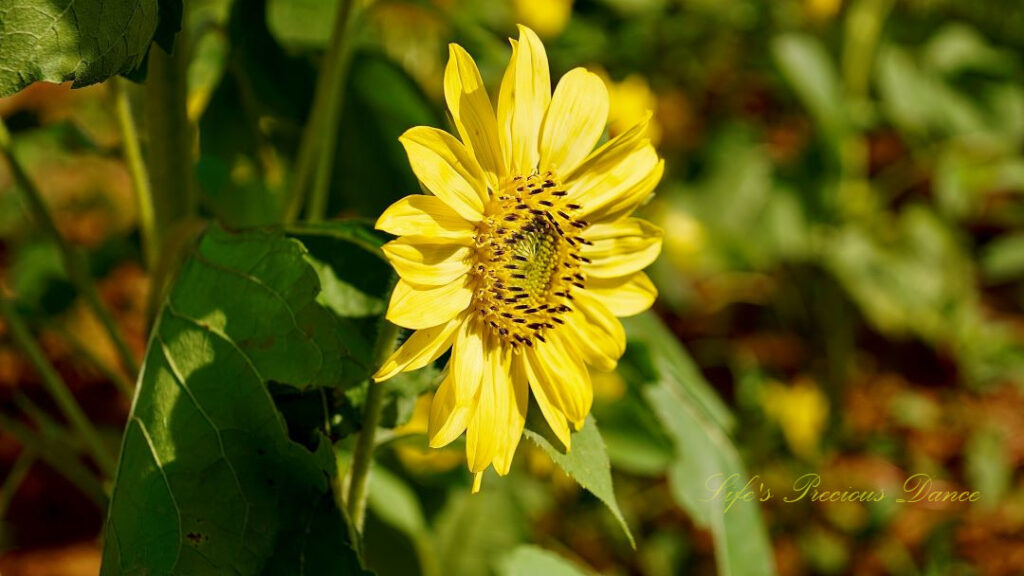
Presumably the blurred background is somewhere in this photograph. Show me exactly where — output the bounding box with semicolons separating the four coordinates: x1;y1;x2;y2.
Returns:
1;0;1023;574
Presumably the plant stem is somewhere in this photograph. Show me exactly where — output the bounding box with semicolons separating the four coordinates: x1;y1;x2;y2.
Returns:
113;78;159;273
0;120;139;376
0;449;34;518
346;318;401;532
0;412;108;508
0;296;116;476
146;35;195;238
283;0;357;224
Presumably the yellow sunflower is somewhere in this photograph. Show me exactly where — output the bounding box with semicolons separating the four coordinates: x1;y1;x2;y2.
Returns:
373;25;664;491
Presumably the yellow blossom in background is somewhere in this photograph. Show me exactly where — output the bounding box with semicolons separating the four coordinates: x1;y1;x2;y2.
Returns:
806;0;841;20
592;370;626;402
392;393;464;473
651;200;705;272
373;25;664;491
762;378;829;459
597;70;662;145
513;0;574;39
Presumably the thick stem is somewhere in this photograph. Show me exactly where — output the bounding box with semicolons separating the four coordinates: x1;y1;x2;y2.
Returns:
145;32;195;247
113;78;159;273
0;296;116;476
0;120;139;376
346;318;401;532
283;0;356;224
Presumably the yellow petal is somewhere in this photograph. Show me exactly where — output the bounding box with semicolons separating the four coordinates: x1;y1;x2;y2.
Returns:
373;317;461;382
566;289;626;371
386;277;473;330
584;273;657;317
497;26;551;174
492;367;527;475
540;68;609;175
399;126;488;221
527;333;592;428
581;218;663;278
428;372;470;448
376;195;476;240
564;117;664;222
451;317;485;406
517;354;571;450
381;237;472;286
466;343;507;473
445;44;504;190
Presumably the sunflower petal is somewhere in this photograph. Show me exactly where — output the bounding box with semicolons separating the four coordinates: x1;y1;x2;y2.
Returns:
428;372;470;447
385;277;473;330
381;237;473;286
466;343;506;473
376;195;476;240
581;218;663;278
527;334;592;428
373;316;461;382
492;368;527;475
399;126;488;221
497;25;551;174
585;273;657;317
451;317;485;406
540;68;609;175
445;44;504;190
564;116;664;222
517;354;571;450
566;289;626;371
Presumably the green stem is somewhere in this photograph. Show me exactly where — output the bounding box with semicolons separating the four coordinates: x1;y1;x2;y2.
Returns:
283;0;357;224
0;412;108;508
0;120;139;376
0;296;116;477
145;32;195;250
113;78;159;273
52;320;134;399
346;318;401;532
0;449;34;518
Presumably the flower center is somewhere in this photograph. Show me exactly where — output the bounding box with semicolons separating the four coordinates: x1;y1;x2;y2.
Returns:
471;172;591;349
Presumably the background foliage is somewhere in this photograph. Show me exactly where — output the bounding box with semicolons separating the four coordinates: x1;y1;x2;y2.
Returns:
0;0;1022;574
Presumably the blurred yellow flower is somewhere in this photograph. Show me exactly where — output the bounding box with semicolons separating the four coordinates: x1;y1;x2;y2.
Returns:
762;379;829;459
514;0;574;39
806;0;841;20
393;393;464;473
651;201;705;271
373;25;663;491
598;70;661;145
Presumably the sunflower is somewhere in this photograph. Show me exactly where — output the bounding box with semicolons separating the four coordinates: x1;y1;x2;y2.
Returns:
373;25;663;491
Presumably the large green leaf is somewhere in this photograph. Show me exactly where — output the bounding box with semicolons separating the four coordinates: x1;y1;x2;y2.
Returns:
622;313;776;576
524;416;635;547
0;0;181;96
101;225;373;575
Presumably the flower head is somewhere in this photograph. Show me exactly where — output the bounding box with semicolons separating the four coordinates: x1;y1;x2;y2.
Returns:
374;25;664;491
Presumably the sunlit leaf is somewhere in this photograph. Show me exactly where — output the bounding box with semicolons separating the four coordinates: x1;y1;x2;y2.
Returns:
524;416;635;547
498;545;593;576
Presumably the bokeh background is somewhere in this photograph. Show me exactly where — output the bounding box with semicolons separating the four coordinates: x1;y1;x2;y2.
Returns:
1;0;1023;574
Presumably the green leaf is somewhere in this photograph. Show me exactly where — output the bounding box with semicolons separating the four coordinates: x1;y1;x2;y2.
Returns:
772;34;845;137
0;0;181;96
498;546;593;576
622;313;775;576
266;0;341;49
101;225;373;575
434;485;526;576
981;232;1024;283
524;416;635;547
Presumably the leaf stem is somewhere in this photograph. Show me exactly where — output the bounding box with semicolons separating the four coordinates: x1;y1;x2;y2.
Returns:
0;296;117;477
346;317;401;532
0;449;34;518
51;319;134;399
112;78;159;272
0;120;139;376
283;0;357;224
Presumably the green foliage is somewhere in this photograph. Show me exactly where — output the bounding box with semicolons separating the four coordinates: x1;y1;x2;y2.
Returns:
0;0;181;96
525;416;636;547
101;225;373;574
498;545;593;576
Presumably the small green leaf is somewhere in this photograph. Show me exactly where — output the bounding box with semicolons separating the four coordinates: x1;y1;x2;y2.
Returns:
498;546;593;576
434;486;526;576
524;416;635;547
0;0;181;96
772;34;845;137
100;225;372;574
